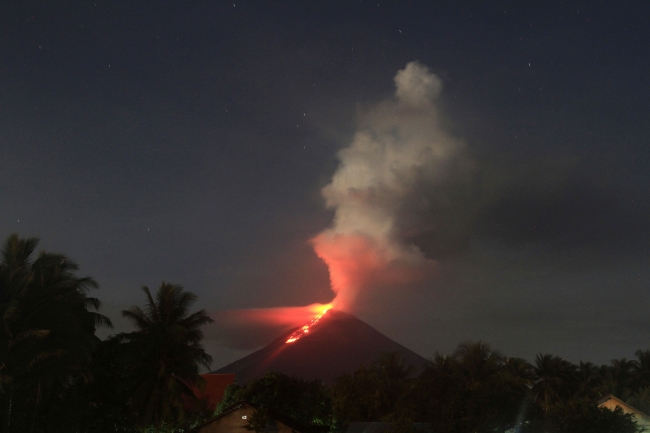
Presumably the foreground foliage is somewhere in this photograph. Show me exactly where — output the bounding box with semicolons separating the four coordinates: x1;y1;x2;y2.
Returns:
521;401;639;433
326;343;645;433
0;234;112;432
225;344;645;433
119;283;214;432
217;372;332;429
0;234;214;432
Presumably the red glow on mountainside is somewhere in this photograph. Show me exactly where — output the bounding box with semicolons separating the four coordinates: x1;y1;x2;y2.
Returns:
285;307;331;343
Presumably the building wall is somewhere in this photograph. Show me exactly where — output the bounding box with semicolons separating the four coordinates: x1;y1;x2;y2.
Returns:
196;405;295;433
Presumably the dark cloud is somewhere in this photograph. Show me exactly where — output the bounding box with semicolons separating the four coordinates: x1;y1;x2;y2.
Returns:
399;146;650;266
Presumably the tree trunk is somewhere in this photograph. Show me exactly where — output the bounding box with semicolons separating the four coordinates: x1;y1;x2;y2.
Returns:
6;387;12;433
29;379;42;433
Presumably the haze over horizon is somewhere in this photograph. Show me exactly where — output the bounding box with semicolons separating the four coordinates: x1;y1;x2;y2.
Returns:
1;1;649;369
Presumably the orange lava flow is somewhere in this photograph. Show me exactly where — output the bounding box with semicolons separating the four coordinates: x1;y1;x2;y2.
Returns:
285;308;331;343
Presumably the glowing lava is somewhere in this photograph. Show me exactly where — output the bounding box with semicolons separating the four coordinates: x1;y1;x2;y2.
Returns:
285;308;331;343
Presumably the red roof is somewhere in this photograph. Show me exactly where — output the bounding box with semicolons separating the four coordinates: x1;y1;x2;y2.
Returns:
193;373;235;410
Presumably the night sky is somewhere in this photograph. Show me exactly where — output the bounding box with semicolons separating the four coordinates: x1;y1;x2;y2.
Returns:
2;1;649;369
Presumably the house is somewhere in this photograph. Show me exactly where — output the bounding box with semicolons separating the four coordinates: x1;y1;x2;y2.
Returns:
598;394;650;428
189;401;310;433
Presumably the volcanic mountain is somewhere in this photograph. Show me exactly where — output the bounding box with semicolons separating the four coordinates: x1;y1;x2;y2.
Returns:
211;309;427;384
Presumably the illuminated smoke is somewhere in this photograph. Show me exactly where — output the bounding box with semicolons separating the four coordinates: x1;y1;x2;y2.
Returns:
312;61;463;311
213;62;464;347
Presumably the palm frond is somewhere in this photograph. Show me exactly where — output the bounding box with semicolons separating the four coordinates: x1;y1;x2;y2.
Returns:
28;348;66;367
142;285;160;323
89;311;113;329
13;328;50;343
1;233;38;269
122;306;152;330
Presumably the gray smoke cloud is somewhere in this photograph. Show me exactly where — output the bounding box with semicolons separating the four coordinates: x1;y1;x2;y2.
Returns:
312;61;470;311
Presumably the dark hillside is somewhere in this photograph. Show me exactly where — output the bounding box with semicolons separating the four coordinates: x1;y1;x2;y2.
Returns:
211;310;427;384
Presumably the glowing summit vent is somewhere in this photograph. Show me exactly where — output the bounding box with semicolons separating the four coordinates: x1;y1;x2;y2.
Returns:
285;309;330;343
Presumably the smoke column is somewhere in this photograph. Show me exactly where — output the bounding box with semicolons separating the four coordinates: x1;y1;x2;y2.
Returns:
213;62;465;347
312;61;463;311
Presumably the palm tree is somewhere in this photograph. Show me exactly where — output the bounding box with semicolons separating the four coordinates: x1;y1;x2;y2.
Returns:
532;354;577;412
120;282;213;432
372;352;414;419
502;356;535;388
634;349;650;390
574;361;601;399
0;235;41;389
0;234;112;432
602;358;636;400
424;343;524;433
452;341;502;386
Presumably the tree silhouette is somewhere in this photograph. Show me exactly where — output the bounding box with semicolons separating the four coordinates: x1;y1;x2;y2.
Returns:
331;352;414;425
218;372;332;429
244;407;278;433
602;358;636;400
634;349;650;390
574;361;601;400
0;233;112;432
120;282;213;432
452;341;503;386
522;399;640;433
532;354;577;413
503;356;535;388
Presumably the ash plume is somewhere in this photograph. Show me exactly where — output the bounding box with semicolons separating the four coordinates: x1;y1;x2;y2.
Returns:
313;61;466;311
211;62;470;348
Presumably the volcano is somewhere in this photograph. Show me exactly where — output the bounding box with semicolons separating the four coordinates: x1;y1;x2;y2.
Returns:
211;309;427;384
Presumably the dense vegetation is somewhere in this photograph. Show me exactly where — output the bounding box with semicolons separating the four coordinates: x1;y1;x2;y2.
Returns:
217;372;333;429
0;234;648;432
0;234;213;433
332;346;649;432
222;348;648;433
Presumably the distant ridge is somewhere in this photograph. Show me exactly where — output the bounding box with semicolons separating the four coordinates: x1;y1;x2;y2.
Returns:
211;309;427;384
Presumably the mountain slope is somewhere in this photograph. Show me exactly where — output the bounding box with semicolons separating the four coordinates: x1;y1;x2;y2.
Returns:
211;310;427;384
